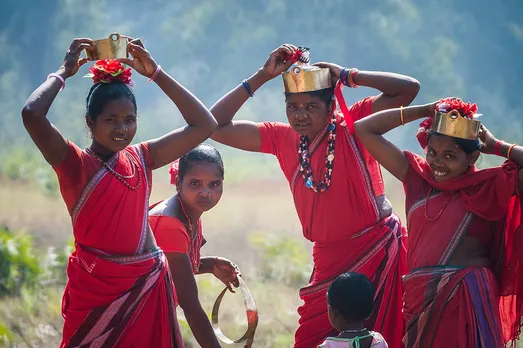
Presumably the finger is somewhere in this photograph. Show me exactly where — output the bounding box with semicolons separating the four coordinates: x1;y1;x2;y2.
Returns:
227;283;235;293
72;43;95;55
129;38;145;49
282;43;297;51
78;57;90;67
277;45;294;57
128;42;147;56
71;38;95;49
312;62;328;68
117;58;134;67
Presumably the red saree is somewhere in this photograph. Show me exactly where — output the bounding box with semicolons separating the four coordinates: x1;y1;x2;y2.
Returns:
402;151;523;348
257;83;407;348
54;141;183;347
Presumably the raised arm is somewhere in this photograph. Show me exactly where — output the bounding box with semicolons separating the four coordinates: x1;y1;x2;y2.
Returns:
478;125;523;191
210;44;297;152
21;38;94;165
166;253;221;347
354;103;436;181
120;38;218;170
313;63;420;113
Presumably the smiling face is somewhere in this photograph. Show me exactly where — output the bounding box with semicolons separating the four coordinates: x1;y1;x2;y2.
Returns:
176;161;224;214
87;97;137;154
426;133;480;182
285;92;333;139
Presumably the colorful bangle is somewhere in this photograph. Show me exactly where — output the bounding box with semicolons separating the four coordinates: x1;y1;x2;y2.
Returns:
148;65;162;82
493;140;504;156
400;106;405;126
47;73;65;91
348;68;359;88
507;144;517;160
340;68;350;86
242;79;254;97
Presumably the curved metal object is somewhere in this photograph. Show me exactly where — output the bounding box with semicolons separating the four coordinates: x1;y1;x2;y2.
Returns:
211;276;258;347
433;110;481;140
86;33;128;60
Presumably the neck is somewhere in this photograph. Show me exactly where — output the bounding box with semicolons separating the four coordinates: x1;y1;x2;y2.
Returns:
89;141;116;158
337;323;367;338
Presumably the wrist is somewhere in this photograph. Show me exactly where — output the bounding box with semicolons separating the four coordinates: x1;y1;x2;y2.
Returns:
423;103;437;118
55;66;71;80
254;68;272;84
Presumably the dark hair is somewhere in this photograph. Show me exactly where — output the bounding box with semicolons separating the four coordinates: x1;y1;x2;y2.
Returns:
178;144;224;180
327;272;374;323
85;82;137;120
285;87;335;106
428;131;480;154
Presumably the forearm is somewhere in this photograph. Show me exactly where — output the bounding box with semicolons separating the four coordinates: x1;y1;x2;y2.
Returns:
22;69;66;120
197;256;216;274
356;103;433;136
497;142;523;167
210;70;268;127
353;70;419;97
184;306;220;347
154;70;217;131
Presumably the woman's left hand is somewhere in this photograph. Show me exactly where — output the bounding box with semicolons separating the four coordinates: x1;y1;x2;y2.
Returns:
118;37;158;78
213;257;241;293
312;62;343;86
479;124;499;154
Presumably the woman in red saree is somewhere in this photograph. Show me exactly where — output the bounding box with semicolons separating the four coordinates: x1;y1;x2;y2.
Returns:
149;144;240;347
210;45;420;348
21;37;218;347
354;98;523;347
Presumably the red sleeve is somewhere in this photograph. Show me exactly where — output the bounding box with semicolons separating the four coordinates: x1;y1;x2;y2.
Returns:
136;142;153;168
403;151;431;212
150;216;190;253
257;121;292;155
52;141;93;213
347;96;375;122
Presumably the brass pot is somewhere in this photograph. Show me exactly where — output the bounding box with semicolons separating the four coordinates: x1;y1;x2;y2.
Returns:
87;33;128;60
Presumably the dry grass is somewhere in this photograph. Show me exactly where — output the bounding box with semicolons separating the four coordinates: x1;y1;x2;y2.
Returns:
0;167;410;347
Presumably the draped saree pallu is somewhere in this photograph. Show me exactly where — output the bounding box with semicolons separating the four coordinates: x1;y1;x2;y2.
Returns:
402;151;523;348
54;141;183;348
257;83;407;348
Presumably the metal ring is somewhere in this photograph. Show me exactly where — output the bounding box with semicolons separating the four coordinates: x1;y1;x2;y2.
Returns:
211;276;258;347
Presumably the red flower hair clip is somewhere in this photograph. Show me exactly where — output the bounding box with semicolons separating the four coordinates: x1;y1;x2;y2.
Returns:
436;98;479;119
169;159;180;185
84;59;133;86
284;46;311;64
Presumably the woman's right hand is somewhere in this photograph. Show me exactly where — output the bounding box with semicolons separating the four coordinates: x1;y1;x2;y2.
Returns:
59;38;95;78
259;44;298;81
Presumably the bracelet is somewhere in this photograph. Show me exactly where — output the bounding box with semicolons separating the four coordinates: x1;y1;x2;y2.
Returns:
493;140;504;156
340;68;350;86
242;79;254;97
507;144;517;160
348;68;359;88
47;73;65;91
400;106;405;126
148;65;162;82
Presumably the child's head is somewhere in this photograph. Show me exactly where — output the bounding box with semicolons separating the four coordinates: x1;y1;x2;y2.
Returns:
327;272;374;331
170;144;224;213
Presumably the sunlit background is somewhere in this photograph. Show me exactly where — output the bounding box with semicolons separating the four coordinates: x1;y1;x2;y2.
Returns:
1;0;522;346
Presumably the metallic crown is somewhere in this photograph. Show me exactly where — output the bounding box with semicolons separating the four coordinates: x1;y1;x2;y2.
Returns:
432;110;481;140
282;47;332;93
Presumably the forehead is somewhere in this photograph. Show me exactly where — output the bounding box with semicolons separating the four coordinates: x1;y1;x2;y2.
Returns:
184;162;223;178
428;134;460;150
99;97;136;116
285;92;322;104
